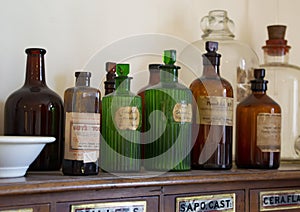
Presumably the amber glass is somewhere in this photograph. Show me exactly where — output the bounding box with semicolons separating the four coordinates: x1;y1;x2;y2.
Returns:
236;69;281;169
4;48;64;171
104;62;116;95
190;41;233;169
62;72;101;175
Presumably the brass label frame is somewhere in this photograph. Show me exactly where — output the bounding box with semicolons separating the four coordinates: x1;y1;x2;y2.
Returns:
260;189;300;211
176;193;236;212
71;200;146;212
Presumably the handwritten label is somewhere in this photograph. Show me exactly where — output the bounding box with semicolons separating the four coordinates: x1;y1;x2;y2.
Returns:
176;193;235;212
115;107;140;130
173;103;192;123
71;201;146;212
260;190;300;211
65;112;100;162
197;96;233;126
257;113;281;152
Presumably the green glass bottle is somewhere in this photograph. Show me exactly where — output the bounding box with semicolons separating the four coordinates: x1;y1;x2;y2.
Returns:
144;50;193;171
101;64;141;172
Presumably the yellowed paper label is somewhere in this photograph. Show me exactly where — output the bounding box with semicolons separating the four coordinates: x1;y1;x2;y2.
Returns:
197;96;233;126
64;112;100;162
173;103;192;123
115;106;140;130
257;113;281;152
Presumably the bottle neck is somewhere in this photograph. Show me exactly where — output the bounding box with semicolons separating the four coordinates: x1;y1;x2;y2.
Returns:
115;77;131;93
253;90;266;95
160;67;178;83
202;65;220;77
76;77;90;87
24;48;46;86
148;70;160;85
263;49;289;64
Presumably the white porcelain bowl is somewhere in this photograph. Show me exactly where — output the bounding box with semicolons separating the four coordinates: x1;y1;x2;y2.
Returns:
0;136;55;178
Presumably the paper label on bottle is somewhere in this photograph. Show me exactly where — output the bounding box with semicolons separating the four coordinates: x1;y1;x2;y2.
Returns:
197;96;233;126
173;103;192;123
64;112;100;163
257;113;281;152
114;106;140;130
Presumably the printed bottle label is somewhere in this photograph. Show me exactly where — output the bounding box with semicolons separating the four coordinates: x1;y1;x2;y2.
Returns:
64;112;100;163
173;103;192;123
260;190;300;211
176;193;235;212
71;201;146;212
257;113;281;152
197;96;233;126
114;106;140;130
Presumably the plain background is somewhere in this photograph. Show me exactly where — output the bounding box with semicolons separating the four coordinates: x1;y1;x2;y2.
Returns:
0;0;299;134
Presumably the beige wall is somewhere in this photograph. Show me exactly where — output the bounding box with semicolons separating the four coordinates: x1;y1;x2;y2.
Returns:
0;0;298;133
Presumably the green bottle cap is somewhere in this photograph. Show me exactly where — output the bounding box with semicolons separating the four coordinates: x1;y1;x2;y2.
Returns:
163;50;176;65
116;64;130;77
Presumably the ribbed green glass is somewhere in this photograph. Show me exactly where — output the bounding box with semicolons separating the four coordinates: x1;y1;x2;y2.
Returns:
101;68;141;173
144;50;192;171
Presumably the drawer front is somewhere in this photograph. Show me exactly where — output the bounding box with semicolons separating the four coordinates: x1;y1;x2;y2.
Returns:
57;196;158;212
251;188;300;212
164;190;244;212
0;204;50;212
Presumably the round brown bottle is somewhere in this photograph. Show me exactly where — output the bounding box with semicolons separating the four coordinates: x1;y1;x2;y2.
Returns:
236;68;281;169
190;41;234;169
4;48;64;171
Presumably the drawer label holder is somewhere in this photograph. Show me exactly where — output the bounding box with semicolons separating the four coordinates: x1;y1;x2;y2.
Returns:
176;193;236;212
260;190;300;211
71;200;146;212
0;209;33;212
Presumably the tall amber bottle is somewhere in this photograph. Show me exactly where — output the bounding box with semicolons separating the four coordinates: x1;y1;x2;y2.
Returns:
236;68;281;169
62;71;101;175
4;48;64;171
190;41;234;169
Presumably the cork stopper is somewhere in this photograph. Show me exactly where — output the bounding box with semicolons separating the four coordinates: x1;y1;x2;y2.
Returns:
267;25;286;40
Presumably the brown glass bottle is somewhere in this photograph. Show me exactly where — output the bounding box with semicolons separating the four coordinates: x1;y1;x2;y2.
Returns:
190;41;234;169
236;68;281;169
62;72;101;175
4;48;64;171
104;62;116;95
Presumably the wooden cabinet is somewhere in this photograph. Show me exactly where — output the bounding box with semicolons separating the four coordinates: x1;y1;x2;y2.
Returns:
1;163;300;211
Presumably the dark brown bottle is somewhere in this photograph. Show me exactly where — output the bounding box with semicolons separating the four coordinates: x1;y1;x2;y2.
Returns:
236;68;281;169
137;64;160;162
4;48;64;171
104;62;116;95
62;72;101;175
190;41;234;169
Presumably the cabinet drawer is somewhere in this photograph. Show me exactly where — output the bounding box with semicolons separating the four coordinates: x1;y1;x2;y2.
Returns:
57;196;158;212
250;188;300;212
0;204;50;212
164;190;244;212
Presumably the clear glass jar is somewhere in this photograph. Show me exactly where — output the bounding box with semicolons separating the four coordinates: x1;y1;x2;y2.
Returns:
179;10;259;158
260;25;300;161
